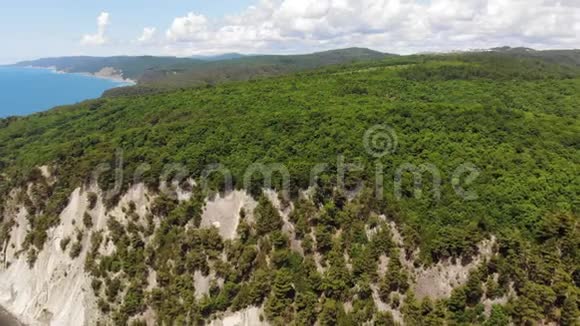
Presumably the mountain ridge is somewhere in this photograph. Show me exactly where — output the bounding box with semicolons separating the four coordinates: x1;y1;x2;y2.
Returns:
190;53;247;61
9;48;393;87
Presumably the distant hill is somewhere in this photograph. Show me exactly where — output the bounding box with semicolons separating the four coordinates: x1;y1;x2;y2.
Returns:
190;53;248;61
11;56;203;80
140;47;393;87
16;46;579;90
11;48;393;87
489;46;580;68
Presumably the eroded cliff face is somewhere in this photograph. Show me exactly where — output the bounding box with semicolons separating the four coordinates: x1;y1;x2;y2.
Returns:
1;186;103;325
0;181;267;326
0;176;498;326
0;183;158;325
208;307;266;326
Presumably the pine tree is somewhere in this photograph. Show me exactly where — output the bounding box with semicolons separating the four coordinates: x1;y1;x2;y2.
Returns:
374;311;396;326
561;293;579;326
265;269;295;322
295;291;318;325
319;299;340;326
484;305;510;326
255;196;283;235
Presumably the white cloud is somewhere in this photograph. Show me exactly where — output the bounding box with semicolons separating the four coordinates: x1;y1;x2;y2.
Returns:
161;0;580;55
137;27;157;43
81;12;110;46
166;12;209;42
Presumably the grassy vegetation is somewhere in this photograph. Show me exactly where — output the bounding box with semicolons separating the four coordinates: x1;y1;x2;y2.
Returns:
0;52;578;324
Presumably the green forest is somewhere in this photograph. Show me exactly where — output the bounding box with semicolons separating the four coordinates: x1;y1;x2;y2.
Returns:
0;52;578;325
11;48;391;88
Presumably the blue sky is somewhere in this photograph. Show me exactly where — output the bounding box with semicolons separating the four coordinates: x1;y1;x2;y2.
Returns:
0;0;255;63
1;0;578;64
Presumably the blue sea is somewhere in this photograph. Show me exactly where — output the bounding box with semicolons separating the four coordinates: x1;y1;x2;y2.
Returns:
0;67;131;118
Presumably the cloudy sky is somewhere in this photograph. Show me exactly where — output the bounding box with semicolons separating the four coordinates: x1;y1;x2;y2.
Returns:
1;0;579;63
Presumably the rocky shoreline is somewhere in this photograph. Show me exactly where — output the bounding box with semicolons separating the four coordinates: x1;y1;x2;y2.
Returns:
24;65;136;85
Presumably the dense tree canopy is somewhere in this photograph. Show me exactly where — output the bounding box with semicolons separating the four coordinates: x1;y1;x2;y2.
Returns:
0;52;578;325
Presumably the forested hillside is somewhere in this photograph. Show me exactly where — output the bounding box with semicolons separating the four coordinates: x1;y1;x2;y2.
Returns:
11;56;202;80
11;48;391;87
0;53;578;325
491;47;580;69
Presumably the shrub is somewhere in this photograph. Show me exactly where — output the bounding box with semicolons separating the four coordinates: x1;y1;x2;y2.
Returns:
106;277;122;302
151;195;177;217
374;311;396;326
128;201;136;213
70;242;82;259
91;279;102;292
60;237;71;251
97;298;110;313
83;212;93;229
87;192;98;210
26;248;38;268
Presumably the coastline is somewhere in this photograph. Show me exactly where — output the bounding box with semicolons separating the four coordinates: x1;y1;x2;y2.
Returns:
23;65;136;86
0;65;136;118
